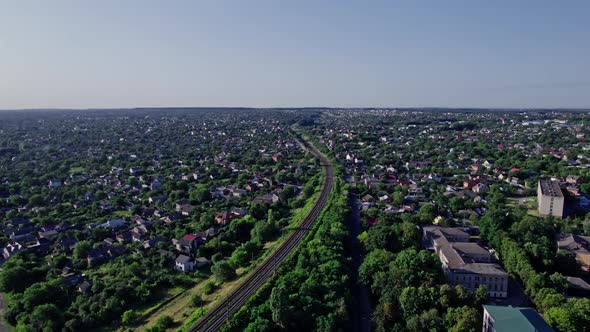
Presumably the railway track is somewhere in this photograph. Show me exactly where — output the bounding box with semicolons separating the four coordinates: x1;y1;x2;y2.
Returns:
189;139;334;332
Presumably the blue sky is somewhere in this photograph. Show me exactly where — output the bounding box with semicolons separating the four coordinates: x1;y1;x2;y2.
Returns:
1;1;589;109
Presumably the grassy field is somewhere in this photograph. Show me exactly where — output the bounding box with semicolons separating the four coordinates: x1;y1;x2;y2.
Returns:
112;210;132;217
69;166;87;173
507;196;539;216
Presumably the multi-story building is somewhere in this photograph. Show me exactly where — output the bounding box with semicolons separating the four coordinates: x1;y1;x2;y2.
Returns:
537;180;564;218
482;305;554;332
423;226;508;298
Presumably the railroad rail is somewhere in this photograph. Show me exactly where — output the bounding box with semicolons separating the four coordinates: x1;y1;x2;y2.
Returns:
189;138;333;332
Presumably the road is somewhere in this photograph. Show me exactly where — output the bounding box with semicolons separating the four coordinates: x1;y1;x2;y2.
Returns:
189;137;334;332
349;196;372;332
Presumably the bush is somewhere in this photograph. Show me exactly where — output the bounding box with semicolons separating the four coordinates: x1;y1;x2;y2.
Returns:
189;294;202;308
203;281;217;295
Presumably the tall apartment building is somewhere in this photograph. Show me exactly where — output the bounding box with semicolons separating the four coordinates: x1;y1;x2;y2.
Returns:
423;226;508;298
537;180;564;218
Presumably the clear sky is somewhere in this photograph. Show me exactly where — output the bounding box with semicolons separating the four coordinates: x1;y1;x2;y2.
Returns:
1;1;589;109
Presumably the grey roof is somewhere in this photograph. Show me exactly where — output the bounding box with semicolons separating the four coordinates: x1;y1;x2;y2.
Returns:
176;254;192;264
461;263;507;275
452;242;490;257
539;179;563;197
195;257;210;264
557;233;590;253
426;226;507;277
566;276;590;291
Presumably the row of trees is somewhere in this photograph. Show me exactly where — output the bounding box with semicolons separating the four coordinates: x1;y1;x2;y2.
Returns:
479;187;590;332
223;177;351;331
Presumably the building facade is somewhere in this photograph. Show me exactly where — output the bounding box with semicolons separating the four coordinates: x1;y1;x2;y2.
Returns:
537;180;564;218
423;226;508;298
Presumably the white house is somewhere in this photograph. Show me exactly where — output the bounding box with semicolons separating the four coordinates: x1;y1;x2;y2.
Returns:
175;255;195;272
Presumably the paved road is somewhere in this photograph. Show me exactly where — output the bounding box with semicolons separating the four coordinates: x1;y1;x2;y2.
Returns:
189;136;334;332
349;197;372;332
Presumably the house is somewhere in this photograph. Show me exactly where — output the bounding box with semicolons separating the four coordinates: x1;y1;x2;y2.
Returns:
194;257;211;269
148;194;167;204
143;236;165;249
537;180;564;218
175;200;193;215
2;242;23;259
150;181;163;191
179;205;193;216
566;175;581;185
252;194;280;205
129;166;143;175
272;153;283;162
557;233;590;270
232;189;248;198
565;276;590;297
175;234;201;254
473;183;489;194
48;179;62;188
62;273;83;286
482;305;554;332
116;232;132;243
163;214;181;224
104;219;127;229
175;255;195;272
231;207;249;218
38;230;59;240
87;248;109;266
130;225;150;241
78;281;92;293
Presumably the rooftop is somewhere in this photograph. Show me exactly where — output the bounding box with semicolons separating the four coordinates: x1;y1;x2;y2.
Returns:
565;276;590;291
484;305;554;332
557;233;590;253
539;179;563;198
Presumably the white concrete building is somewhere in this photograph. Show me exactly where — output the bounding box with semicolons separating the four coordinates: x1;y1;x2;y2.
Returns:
537;180;564;218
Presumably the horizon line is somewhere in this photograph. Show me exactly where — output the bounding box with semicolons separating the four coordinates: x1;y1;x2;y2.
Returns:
1;106;590;112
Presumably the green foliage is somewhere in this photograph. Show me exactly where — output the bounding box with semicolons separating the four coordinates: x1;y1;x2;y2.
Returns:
121;309;137;325
545;298;590;332
189;184;211;203
211;261;237;282
189;294;203;308
444;306;481;332
250;220;275;244
226;173;351;331
203;281;217;295
145;315;175;332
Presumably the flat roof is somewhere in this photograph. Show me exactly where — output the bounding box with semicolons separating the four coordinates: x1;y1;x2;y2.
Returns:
539;180;563;197
484;305;555;332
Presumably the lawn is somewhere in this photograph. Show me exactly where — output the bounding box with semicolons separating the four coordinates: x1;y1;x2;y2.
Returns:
507;196;538;216
69;166;87;173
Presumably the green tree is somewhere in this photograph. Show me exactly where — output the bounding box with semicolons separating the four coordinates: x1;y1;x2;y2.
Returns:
121;310;137;325
251;220;274;244
211;261;236;282
444;306;480;332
